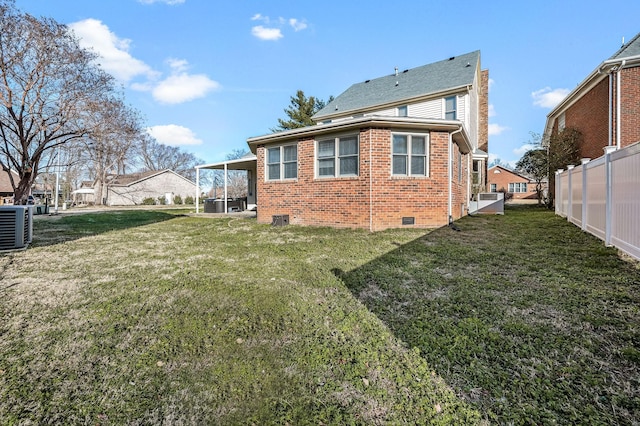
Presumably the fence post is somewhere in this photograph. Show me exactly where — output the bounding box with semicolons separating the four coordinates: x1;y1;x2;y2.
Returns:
581;158;590;231
567;165;575;222
555;169;564;216
603;146;617;246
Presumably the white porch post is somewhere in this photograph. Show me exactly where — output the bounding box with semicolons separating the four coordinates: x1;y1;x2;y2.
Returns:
224;163;228;213
195;167;200;213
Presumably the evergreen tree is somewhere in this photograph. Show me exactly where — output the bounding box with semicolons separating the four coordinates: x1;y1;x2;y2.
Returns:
272;90;332;132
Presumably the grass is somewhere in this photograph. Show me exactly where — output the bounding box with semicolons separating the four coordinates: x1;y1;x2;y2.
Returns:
0;206;638;424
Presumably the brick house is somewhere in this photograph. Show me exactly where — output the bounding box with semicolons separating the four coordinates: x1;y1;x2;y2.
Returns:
544;32;640;161
245;51;489;231
487;165;543;202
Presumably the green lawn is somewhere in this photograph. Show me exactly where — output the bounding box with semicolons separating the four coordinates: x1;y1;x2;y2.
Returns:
0;206;638;424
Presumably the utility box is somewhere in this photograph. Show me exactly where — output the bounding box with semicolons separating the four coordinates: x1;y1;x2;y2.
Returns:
271;214;289;226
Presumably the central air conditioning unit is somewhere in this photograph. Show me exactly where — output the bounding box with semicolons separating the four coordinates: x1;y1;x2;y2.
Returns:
0;206;34;251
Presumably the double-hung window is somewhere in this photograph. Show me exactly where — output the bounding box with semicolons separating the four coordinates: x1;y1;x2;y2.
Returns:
392;134;428;176
266;144;297;180
508;182;527;193
445;96;457;120
317;136;359;177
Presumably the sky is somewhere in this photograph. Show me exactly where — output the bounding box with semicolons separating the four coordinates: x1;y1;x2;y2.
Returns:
14;0;640;168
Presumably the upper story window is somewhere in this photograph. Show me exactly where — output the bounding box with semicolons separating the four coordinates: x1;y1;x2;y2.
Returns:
445;96;457;120
266;144;297;181
397;105;408;117
317;135;359;177
490;183;497;192
558;113;565;131
392;133;428;176
509;182;527;193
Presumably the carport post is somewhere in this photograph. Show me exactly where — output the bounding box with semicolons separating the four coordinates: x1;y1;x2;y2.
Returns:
224;163;228;213
195;167;200;213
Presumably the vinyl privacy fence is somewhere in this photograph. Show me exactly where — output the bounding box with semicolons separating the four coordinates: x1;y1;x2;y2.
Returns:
555;142;640;260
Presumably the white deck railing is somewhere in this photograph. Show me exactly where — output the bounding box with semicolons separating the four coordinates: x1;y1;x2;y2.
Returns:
555;142;640;260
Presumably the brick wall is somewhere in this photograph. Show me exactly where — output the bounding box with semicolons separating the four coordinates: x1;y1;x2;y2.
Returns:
561;66;640;160
565;77;610;160
479;70;489;155
256;127;467;230
621;66;640;147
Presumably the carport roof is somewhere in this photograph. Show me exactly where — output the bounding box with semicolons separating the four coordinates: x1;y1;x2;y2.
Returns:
196;154;257;171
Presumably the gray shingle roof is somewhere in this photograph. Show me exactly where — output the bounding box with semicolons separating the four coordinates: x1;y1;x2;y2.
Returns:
313;51;480;119
609;32;640;60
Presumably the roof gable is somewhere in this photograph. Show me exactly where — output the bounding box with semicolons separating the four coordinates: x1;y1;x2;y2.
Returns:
609;32;640;60
313;51;480;120
105;169;195;187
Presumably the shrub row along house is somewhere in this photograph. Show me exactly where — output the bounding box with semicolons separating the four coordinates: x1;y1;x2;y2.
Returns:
228;51;489;230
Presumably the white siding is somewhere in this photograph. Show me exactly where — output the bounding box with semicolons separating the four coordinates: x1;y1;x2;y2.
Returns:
410;99;442;119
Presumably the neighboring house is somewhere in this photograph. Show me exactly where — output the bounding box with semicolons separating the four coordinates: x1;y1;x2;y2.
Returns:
245;51;489;231
0;168;18;205
94;169;197;206
545;32;640;161
71;181;96;205
487;165;545;202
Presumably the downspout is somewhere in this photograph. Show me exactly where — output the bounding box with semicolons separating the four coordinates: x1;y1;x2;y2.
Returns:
616;60;626;149
195;167;200;213
448;126;463;224
608;73;613;147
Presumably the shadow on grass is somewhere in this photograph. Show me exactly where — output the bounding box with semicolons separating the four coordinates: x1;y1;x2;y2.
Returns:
334;205;640;424
29;209;183;248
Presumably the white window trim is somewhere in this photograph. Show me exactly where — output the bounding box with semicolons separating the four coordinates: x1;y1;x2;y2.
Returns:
315;134;359;178
265;143;297;181
397;105;408;117
391;132;430;177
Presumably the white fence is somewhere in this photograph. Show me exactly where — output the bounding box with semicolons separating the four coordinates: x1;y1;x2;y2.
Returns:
555;142;640;260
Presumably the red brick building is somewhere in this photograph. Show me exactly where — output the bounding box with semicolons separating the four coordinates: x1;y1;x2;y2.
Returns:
246;51;489;231
545;33;640;161
487;165;541;202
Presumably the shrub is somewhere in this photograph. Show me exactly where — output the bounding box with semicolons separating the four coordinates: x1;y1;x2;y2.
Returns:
184;196;194;205
157;195;166;205
173;195;183;205
142;197;156;205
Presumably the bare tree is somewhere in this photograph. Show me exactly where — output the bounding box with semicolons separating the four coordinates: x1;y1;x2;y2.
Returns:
83;98;143;205
136;135;203;181
0;1;118;203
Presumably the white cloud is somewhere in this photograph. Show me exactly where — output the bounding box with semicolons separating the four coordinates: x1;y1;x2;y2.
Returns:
488;123;508;136
488;104;496;117
146;124;202;146
138;0;185;5
251;25;283;41
68;19;156;82
514;143;537;157
250;14;307;40
152;72;220;104
532;87;570;109
488;78;495;91
289;18;307;31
